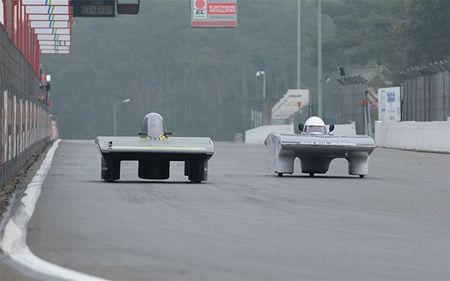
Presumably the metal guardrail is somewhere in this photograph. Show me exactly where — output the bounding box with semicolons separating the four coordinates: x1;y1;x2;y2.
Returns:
399;61;450;121
0;26;52;187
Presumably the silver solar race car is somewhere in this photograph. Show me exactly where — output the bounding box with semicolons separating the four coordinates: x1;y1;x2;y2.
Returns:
95;113;214;183
265;116;375;178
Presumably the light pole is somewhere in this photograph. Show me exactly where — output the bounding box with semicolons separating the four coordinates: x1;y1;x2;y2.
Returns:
113;98;130;136
256;71;267;125
317;0;323;118
297;0;301;89
256;71;266;99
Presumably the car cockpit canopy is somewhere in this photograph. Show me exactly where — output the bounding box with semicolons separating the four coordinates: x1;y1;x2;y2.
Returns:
140;112;166;139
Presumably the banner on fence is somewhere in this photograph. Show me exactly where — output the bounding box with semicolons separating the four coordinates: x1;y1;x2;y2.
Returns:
378;87;401;122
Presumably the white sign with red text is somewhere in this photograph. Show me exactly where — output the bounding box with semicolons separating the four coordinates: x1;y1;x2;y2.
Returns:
191;0;237;27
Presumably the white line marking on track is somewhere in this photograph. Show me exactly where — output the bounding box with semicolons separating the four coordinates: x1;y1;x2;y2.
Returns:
0;140;111;281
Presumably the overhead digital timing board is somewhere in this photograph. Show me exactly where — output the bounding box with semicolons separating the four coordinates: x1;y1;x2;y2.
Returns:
72;0;115;17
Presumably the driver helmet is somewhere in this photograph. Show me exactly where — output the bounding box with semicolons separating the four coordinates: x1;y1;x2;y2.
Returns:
304;116;327;134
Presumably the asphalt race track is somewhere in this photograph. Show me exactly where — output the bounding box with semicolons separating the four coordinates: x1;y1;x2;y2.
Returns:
25;140;450;280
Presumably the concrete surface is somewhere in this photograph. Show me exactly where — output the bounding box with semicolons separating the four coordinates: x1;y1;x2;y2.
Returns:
20;140;450;280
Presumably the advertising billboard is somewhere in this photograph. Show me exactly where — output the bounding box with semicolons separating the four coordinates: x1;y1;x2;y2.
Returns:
191;0;237;27
378;87;401;122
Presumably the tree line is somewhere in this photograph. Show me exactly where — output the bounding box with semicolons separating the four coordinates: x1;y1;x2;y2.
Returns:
43;0;450;140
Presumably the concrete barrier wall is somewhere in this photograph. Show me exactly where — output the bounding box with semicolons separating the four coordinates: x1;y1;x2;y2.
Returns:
245;125;293;144
245;123;357;144
375;121;450;153
330;123;357;136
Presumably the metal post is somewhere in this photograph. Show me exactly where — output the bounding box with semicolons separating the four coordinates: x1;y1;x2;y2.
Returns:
296;0;303;124
443;72;447;120
113;99;130;136
263;73;266;99
317;0;323;118
113;103;117;136
399;82;403;120
297;0;301;89
362;84;366;135
262;72;267;124
256;71;267;124
365;88;372;136
446;72;450;120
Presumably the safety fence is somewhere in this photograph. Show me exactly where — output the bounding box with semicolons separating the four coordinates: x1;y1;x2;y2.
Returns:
337;76;371;135
0;25;53;187
399;61;450;121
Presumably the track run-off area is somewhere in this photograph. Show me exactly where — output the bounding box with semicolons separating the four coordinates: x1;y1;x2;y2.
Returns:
3;140;450;280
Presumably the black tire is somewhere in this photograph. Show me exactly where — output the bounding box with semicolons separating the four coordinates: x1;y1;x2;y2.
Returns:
309;173;315;177
277;173;283;177
101;157;120;182
359;175;365;178
187;161;207;182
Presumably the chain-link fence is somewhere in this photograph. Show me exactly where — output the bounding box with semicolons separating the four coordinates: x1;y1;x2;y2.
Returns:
400;61;450;121
0;27;52;187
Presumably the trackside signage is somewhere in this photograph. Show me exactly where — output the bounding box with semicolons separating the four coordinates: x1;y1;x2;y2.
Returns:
378;87;401;122
191;0;237;28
